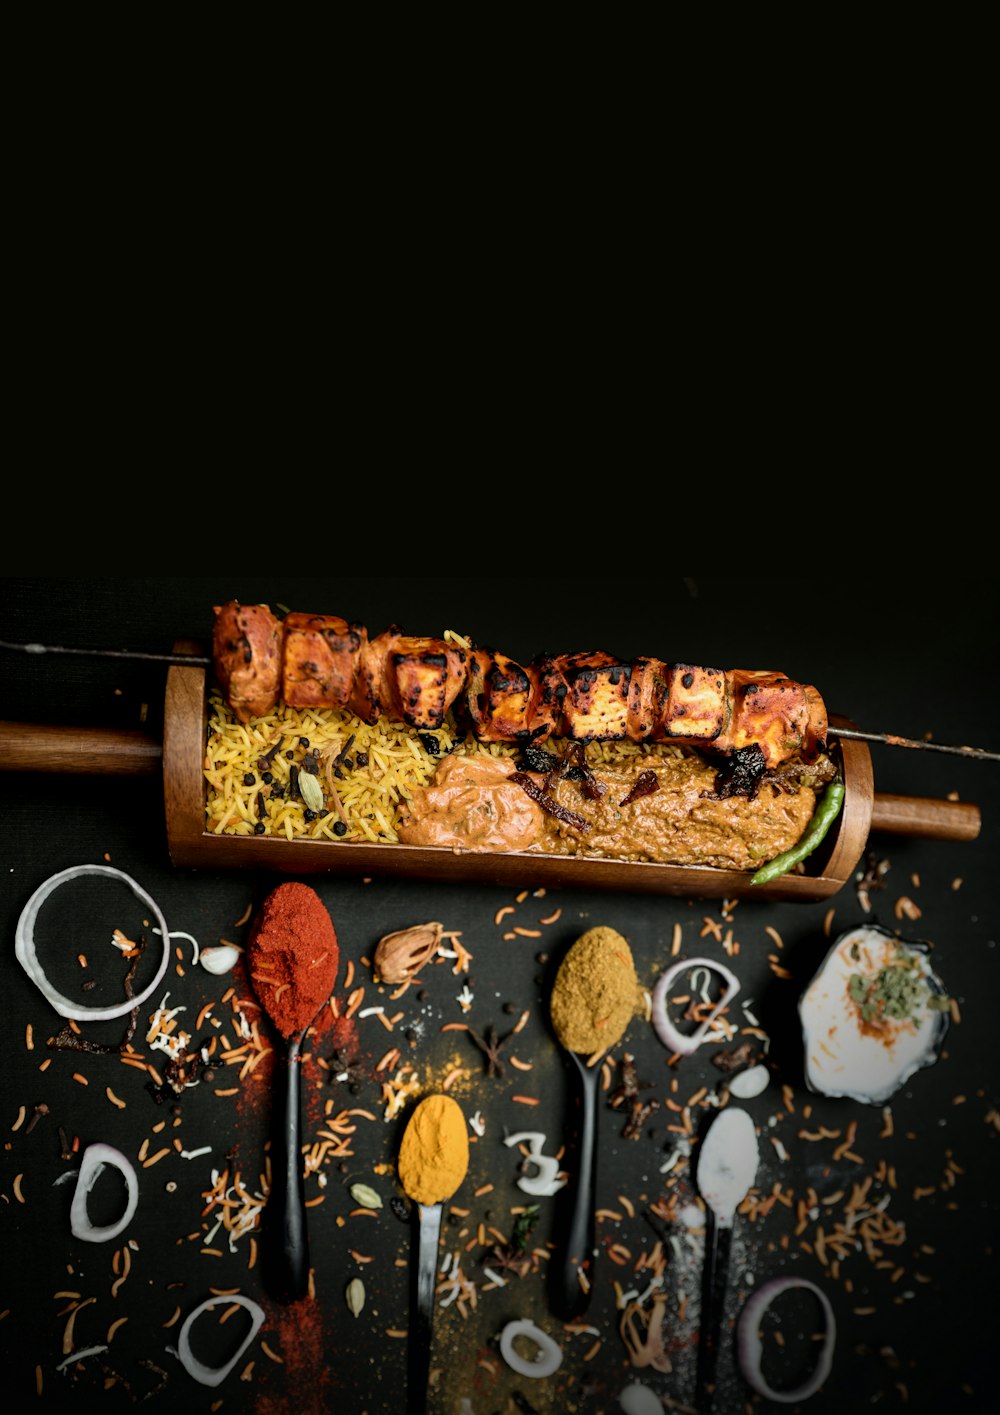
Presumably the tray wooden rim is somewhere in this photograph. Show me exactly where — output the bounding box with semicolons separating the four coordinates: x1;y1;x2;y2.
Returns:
162;650;873;903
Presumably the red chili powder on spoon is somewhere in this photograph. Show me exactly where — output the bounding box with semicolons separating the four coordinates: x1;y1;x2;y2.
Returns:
247;882;339;1038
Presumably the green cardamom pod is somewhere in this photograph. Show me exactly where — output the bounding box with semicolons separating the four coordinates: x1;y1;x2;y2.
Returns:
350;1182;383;1210
299;770;325;813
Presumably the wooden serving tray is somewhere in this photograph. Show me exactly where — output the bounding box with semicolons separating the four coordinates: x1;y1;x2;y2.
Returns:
160;649;905;904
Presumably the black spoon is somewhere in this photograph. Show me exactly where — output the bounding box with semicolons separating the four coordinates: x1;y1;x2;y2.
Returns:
247;882;340;1305
261;1024;317;1303
553;1048;601;1319
694;1107;760;1412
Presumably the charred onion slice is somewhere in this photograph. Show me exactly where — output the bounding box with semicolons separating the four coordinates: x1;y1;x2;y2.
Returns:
70;1142;139;1243
15;865;171;1022
650;957;741;1055
736;1277;836;1402
177;1294;265;1388
510;772;590;831
619;768;659;807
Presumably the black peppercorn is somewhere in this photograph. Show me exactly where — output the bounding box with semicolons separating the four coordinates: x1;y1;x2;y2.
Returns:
304;809;317;822
262;771;273;784
356;752;368;767
243;772;256;786
254;822;266;834
299;737;310;747
333;821;347;836
342;756;353;770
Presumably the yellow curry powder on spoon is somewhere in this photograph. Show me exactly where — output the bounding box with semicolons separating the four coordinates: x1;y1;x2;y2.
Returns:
550;925;642;1055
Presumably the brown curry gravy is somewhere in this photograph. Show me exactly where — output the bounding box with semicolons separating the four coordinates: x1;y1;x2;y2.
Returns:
397;748;829;871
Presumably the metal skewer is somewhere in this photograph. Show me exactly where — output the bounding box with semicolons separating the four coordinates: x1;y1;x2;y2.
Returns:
832;726;1000;764
1;639;997;762
0;639;212;668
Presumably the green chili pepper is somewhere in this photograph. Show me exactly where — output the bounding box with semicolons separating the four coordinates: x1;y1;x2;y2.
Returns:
750;778;846;886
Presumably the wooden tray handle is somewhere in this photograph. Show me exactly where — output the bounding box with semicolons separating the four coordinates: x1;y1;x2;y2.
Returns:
869;792;980;842
0;721;162;776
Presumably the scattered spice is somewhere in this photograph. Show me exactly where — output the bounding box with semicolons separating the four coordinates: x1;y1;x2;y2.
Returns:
607;1054;660;1139
464;1023;516;1079
372;922;443;985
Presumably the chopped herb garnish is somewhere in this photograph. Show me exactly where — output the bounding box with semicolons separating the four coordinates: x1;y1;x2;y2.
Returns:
848;947;947;1025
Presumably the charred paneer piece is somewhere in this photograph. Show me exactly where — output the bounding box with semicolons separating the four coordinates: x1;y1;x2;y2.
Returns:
660;663;727;743
550;651;631;740
212;602;284;723
714;670;811;767
389;635;469;730
281;612;365;709
463;647;539;742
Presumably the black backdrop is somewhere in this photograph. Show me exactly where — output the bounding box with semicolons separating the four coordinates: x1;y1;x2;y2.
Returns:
1;577;997;1415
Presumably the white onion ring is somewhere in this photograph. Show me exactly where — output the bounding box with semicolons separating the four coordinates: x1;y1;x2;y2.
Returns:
504;1131;567;1196
176;1294;265;1388
736;1277;836;1403
70;1143;139;1243
499;1319;563;1379
15;865;171;1021
650;957;740;1055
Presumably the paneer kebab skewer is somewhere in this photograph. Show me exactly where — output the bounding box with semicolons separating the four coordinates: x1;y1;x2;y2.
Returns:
5;601;997;763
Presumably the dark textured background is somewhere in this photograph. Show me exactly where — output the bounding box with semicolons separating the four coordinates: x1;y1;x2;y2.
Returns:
1;577;997;1415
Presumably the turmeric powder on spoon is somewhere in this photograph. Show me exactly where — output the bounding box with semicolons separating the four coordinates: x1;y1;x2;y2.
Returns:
398;1093;469;1206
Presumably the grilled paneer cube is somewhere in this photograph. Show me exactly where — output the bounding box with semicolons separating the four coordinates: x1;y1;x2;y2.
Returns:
660;663;727;742
464;647;539;742
552;651;631;741
713;670;810;767
282;612;364;709
390;635;469;729
212;602;284;723
626;656;669;742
